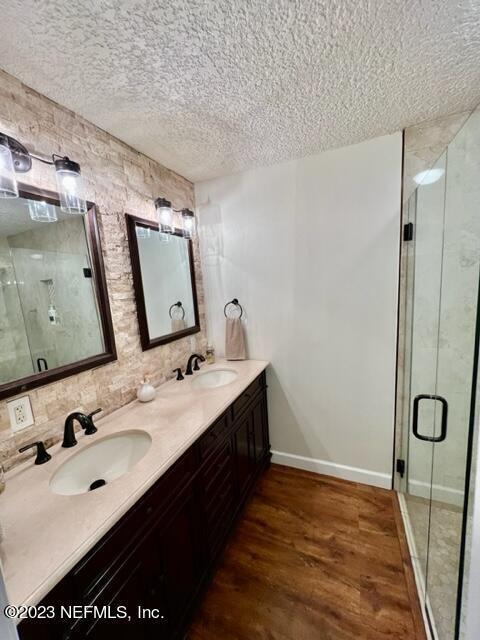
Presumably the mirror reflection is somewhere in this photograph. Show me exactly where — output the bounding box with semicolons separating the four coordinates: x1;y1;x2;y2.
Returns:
0;194;106;385
127;217;200;349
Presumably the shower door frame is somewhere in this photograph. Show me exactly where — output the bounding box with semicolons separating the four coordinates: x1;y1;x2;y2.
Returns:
454;274;480;638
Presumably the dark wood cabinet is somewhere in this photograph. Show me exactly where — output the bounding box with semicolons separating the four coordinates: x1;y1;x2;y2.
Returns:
19;371;270;640
158;484;203;635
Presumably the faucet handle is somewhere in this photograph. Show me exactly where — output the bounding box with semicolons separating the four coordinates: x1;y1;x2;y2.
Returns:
19;441;51;465
173;368;184;381
85;408;101;435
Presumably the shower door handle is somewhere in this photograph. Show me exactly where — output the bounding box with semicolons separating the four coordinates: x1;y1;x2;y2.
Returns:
37;357;48;372
412;394;448;443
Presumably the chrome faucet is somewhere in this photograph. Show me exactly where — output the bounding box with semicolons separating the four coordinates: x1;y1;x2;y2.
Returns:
185;353;205;376
62;408;102;448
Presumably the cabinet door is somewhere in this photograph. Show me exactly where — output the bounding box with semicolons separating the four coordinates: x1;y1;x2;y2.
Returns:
18;580;75;640
64;547;169;640
157;484;203;634
234;414;255;497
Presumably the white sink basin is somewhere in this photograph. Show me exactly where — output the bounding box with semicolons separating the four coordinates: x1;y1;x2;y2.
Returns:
50;430;152;496
192;368;238;390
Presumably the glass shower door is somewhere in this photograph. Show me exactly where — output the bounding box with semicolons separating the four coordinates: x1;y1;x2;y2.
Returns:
404;152;448;627
402;105;480;640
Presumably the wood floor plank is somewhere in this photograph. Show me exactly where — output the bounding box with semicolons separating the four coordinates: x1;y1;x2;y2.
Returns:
187;464;425;640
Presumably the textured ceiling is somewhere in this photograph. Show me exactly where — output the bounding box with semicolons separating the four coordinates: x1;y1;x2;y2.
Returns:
0;1;479;182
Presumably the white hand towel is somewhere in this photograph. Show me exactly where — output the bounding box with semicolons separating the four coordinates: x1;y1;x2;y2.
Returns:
225;317;246;360
171;318;186;333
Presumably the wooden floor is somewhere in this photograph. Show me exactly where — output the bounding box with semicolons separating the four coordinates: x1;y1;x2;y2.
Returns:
187;464;426;640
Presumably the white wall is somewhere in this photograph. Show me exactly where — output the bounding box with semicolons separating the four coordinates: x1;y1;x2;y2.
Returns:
195;133;402;487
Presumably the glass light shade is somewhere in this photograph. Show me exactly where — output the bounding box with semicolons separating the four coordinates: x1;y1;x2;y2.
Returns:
136;225;151;239
54;157;87;214
28;200;58;223
181;208;196;239
0;139;19;198
155;197;173;233
159;230;170;243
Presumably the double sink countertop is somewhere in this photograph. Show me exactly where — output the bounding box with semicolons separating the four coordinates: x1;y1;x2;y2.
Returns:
0;359;268;612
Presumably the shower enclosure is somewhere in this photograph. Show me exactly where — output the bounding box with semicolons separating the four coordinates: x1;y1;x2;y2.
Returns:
395;106;480;639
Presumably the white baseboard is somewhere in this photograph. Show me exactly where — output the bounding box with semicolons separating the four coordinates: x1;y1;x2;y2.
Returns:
271;450;392;489
408;478;464;507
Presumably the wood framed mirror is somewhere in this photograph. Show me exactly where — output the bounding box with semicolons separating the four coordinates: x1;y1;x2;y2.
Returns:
0;184;116;400
126;213;200;350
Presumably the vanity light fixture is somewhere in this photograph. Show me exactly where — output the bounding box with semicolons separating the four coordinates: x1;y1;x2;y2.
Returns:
155;198;197;241
181;208;196;239
154;197;197;239
155;197;174;234
28;200;58;223
0;132;87;214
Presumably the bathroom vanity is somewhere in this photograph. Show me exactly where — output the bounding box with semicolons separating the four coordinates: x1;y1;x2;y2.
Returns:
11;363;269;640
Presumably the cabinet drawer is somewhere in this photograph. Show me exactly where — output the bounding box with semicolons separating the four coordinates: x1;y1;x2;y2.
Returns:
202;441;236;548
205;473;235;530
208;513;233;560
231;372;265;422
198;412;231;461
205;477;236;559
203;439;234;497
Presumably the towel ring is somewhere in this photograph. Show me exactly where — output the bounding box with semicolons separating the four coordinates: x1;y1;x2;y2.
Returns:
224;298;243;319
169;301;185;319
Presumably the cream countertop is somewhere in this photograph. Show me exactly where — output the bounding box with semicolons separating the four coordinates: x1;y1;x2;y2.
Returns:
0;359;268;611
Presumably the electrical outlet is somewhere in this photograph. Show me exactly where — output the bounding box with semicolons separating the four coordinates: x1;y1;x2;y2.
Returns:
7;396;34;432
15;403;26;423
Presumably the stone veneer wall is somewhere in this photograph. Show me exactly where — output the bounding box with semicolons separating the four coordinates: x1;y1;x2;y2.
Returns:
0;69;207;469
